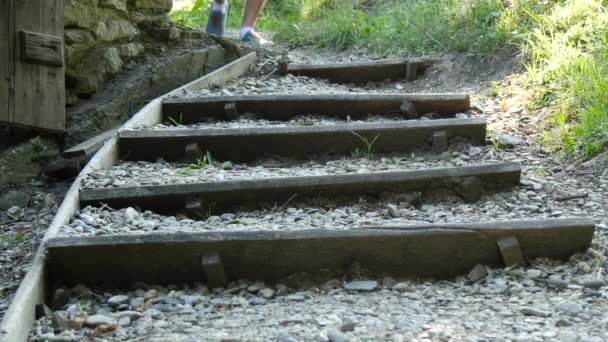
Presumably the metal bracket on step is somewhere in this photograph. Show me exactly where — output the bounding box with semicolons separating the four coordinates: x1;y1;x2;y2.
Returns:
184;142;202;164
202;252;228;289
496;236;526;268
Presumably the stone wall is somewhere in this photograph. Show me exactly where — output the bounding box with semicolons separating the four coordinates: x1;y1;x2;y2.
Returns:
64;0;188;102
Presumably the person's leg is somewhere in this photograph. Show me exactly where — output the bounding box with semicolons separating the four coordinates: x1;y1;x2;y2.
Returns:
206;0;228;37
242;0;265;29
239;0;273;44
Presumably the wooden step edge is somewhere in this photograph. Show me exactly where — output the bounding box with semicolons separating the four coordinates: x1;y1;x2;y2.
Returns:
79;162;521;213
162;93;470;105
281;57;440;83
283;57;440;71
162;93;471;124
45;218;595;287
118;118;487;162
120;118;486;138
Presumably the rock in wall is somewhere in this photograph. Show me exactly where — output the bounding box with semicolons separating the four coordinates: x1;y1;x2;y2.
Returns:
64;0;211;103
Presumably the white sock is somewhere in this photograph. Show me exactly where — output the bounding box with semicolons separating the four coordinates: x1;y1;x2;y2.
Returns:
211;0;227;13
239;26;254;40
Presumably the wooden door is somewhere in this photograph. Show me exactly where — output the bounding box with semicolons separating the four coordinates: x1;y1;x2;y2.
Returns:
0;0;12;125
1;0;65;133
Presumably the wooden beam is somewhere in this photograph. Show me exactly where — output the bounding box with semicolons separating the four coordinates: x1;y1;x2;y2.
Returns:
44;218;595;287
62;125;120;159
80;162;521;213
282;57;438;83
162;93;471;124
119;118;487;162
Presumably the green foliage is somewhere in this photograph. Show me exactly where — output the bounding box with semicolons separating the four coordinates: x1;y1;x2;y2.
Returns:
167;113;183;126
176;151;233;174
1;232;23;249
269;0;511;57
517;0;608;156
351;131;380;158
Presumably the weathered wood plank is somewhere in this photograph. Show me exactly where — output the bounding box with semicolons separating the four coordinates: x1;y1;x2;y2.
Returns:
11;0;65;132
170;52;257;95
62;126;120;159
1;50;257;342
282;57;438;83
119;118;487;162
45;218;595;287
18;30;64;67
0;0;11;124
80;162;521;213
162;93;470;124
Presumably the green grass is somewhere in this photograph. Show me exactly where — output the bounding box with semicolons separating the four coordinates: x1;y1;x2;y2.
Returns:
172;0;608;157
1;232;23;249
176;151;233;175
351;131;380;158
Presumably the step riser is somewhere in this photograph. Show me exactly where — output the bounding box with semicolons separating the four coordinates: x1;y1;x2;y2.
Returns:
80;163;521;214
45;218;595;288
119;119;486;162
162;94;470;124
280;58;438;83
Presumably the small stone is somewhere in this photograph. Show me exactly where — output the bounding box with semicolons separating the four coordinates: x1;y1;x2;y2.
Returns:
85;314;114;327
180;295;198;305
386;204;400;218
257;288;276;299
130;297;144;307
468;146;482;157
557;332;577;341
340;320;358;332
7;206;20;215
494;133;523;147
108;295;129;306
286;295;306;302
221;213;237;220
116;311;144;320
124;207;139;222
344;280;378;292
251;297;267;305
144;289;158;299
526;269;542;278
327;328;349;342
521;307;549;318
545;278;569;289
558;302;583;316
582;279;606;289
278;335;298;342
467;264;488;283
117;316;131;326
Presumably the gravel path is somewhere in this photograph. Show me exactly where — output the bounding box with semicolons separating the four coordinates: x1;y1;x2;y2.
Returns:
30;254;608;341
82;144;497;189
0;192;58;320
